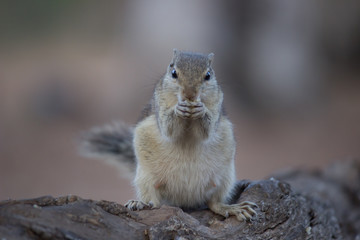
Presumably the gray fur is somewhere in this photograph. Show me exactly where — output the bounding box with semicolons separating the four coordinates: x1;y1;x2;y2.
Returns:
79;122;136;175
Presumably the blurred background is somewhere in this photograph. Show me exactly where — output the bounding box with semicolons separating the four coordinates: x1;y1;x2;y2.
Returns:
1;0;360;203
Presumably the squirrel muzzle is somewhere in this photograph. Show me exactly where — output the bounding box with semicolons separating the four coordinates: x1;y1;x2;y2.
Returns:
181;86;200;102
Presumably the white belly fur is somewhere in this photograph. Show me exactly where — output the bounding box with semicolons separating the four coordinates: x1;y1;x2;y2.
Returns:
158;145;222;207
134;115;235;208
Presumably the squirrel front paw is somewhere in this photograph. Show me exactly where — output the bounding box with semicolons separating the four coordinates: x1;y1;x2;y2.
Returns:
175;101;205;119
124;200;153;211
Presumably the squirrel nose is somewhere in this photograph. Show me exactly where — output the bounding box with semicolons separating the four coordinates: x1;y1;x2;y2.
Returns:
182;88;197;102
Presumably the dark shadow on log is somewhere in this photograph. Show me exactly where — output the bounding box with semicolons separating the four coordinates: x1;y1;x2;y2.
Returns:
1;160;359;239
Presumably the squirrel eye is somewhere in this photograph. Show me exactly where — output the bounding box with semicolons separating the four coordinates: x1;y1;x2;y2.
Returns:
204;71;211;81
171;69;178;79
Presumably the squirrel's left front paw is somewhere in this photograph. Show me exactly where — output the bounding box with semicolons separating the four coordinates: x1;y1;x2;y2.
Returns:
176;101;205;119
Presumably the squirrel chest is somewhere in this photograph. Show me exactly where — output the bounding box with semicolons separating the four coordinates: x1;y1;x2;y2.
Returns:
133;115;231;208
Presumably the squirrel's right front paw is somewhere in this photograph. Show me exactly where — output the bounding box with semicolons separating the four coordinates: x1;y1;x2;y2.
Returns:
125;200;153;211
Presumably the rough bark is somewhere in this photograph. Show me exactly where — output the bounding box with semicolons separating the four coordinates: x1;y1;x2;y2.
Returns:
0;160;359;240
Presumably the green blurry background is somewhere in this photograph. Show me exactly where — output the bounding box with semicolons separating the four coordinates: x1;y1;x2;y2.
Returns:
1;0;360;203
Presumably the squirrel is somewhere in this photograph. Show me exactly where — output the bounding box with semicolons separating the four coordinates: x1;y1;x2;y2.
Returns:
81;49;257;221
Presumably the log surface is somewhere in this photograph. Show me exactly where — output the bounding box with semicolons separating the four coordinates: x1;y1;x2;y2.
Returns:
1;160;359;240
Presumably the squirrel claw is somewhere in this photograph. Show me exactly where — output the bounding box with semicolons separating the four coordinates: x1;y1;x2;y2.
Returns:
211;201;258;221
232;201;258;220
125;200;153;211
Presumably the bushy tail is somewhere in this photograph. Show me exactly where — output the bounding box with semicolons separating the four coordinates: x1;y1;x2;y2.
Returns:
79;122;136;178
227;180;252;204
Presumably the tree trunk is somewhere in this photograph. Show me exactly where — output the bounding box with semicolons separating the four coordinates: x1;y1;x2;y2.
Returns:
1;160;359;240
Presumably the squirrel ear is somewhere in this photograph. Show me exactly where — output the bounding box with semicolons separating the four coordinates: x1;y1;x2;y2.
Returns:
208;53;214;65
173;48;179;58
170;49;179;66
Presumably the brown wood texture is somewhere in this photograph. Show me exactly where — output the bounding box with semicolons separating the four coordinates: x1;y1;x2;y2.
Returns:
1;160;359;240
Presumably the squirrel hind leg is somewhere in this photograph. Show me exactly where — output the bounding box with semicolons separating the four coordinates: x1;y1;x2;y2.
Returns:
125;200;154;211
208;201;258;221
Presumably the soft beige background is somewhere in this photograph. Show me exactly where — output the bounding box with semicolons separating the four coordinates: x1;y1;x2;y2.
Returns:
1;1;360;204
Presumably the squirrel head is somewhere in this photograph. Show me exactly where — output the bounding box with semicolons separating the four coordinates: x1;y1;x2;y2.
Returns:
163;49;216;102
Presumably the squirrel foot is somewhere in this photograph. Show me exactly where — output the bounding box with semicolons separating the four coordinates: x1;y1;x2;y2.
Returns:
175;101;205;119
124;200;153;211
209;201;258;221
